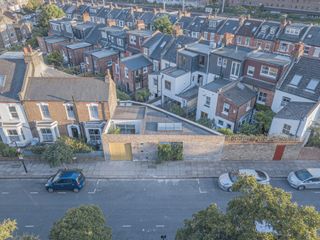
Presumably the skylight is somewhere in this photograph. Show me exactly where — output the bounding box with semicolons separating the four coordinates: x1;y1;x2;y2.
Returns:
245;22;251;26
160;41;167;48
0;75;5;87
306;79;319;91
307;34;312;39
290;74;302;86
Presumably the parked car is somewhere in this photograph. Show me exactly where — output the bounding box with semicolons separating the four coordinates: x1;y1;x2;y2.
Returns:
218;169;270;192
45;169;86;193
287;168;320;190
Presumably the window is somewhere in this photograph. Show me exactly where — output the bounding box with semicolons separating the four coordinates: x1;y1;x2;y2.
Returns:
285;27;300;35
217;57;222;67
199;55;205;66
201;111;208;119
236;36;241;44
265;43;271;51
257;92;267;103
20;129;25;141
116;124;136;134
222;103;230;115
40;128;53;142
65;104;75;120
153;78;158;86
231;62;240;78
39;104;50;119
88;129;101;143
281;96;291;106
124;67;128;78
279;42;288;52
143;67;148;73
203;32;208;40
290;74;302;86
165;80;171;90
115;64;119;74
205;96;210;107
304;46;310;55
226;124;232;129
260;65;278;79
117;38;123;46
107;61;112;67
306;79;319;92
282;124;291;135
223;59;227;68
8;106;19;119
144;48;149;56
247;66;255;76
245;37;250;46
218;120;224;126
88;104;99;120
129;35;136;44
245;101;251;111
7;129;19;142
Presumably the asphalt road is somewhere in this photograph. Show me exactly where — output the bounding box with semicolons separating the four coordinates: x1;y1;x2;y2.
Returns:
0;178;320;240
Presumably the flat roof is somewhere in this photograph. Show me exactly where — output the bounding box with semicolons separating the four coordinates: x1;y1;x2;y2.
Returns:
161;67;188;78
179;49;198;57
90;49;118;58
66;42;92;49
247;51;291;66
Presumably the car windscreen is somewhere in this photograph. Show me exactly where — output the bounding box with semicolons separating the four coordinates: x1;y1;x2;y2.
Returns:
295;169;312;181
52;172;62;182
229;171;239;183
256;170;267;181
76;173;84;184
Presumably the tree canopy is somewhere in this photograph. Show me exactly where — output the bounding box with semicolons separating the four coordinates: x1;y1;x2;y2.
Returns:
153;16;173;34
176;176;320;240
24;0;42;12
0;219;16;240
39;4;65;30
46;51;63;68
49;205;112;240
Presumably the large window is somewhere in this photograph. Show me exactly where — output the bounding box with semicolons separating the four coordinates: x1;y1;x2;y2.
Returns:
89;104;99;120
282;124;291;135
125;67;128;78
222;103;230;115
129;35;136;44
217;57;222;67
88;129;101;143
165;80;171;90
7;129;19;142
260;65;278;79
247;66;255;76
205;96;211;107
65;104;75;120
231;62;240;78
8;106;19;119
257;92;267;104
40;128;53;142
39;104;51;119
116;124;136;134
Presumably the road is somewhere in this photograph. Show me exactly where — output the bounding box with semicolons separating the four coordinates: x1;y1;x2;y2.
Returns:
0;178;319;240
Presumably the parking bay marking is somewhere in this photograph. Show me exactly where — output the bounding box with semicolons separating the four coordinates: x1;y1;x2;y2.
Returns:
156;225;165;228
197;179;208;194
24;225;34;228
122;225;131;228
1;192;9;194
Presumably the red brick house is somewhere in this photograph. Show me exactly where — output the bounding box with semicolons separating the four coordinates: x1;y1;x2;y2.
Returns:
235;18;263;49
37;36;70;54
126;30;153;56
60;41;93;67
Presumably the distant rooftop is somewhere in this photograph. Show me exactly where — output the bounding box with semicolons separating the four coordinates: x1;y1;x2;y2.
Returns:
275;102;318;120
161;67;188;78
66;42;92;50
247;51;291;67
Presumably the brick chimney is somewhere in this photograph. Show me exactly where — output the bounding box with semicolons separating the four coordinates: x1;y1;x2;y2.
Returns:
83;11;90;22
239;15;247;26
280;15;288;30
136;20;145;30
223;32;234;46
107;19;116;27
292;42;304;59
172;24;183;36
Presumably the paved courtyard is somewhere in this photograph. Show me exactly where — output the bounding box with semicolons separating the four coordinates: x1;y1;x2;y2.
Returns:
0;159;320;179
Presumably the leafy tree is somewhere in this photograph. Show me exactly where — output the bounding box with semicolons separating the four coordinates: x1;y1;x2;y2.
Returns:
46;51;63;67
24;0;42;12
14;234;40;240
176;176;320;240
116;88;131;101
239;122;259;135
254;109;275;134
0;219;16;240
41;140;74;167
39;4;65;30
157;143;183;163
153;15;173;34
58;137;92;153
168;103;185;117
49;205;112;240
134;88;150;102
217;128;233;136
306;123;320;148
197;117;214;129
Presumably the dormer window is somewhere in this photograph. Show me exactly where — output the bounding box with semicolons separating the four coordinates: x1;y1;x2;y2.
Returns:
289;74;302;86
270;27;276;34
285;27;300;35
261;25;268;33
209;21;216;28
305;79;319;92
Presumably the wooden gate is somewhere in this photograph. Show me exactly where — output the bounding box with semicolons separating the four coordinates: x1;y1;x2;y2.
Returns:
273;145;286;161
109;143;133;161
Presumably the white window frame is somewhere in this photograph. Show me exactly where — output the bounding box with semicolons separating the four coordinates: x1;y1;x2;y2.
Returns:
257;92;267;104
129;35;136;45
260;65;278;79
87;103;99;120
217;57;222;67
115;64;119;74
39;128;54;142
222;103;230;115
8;105;19;120
222;59;227;68
143;66;148;73
281;96;291;106
282;124;291;135
64;103;75;120
37;103;51;120
205;96;210;107
230;61;240;78
247;66;255;76
125;67;129;78
6;129;20;143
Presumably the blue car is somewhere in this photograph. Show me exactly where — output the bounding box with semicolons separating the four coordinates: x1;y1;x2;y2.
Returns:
45;169;85;193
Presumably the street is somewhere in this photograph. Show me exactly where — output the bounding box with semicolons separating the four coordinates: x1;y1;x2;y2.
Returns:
0;178;320;240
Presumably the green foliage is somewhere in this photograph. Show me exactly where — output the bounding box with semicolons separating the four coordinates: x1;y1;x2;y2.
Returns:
49;205;112;240
197;117;214;129
168;103;185;117
39;4;65;30
13;234;40;240
28;144;48;155
254;108;275;135
58;137;93;153
176;176;320;240
157;142;183;163
0;143;18;158
306;124;320;148
217;128;234;136
46;51;63;67
24;0;42;12
134;88;150;102
116;88;131;101
153;15;173;34
108;127;121;134
239;122;259;135
0;219;16;240
41;140;74;167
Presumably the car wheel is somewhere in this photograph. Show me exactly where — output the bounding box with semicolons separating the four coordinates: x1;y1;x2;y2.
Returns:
47;188;53;193
297;185;305;191
227;187;232;192
73;188;79;193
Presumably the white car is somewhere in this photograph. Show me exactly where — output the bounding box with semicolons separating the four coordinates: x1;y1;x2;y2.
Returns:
218;169;270;192
287;168;320;190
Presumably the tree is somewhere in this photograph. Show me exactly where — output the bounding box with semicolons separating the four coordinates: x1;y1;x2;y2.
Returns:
24;0;42;12
254;109;275;134
239;122;259;135
49;205;112;240
46;51;63;68
217;128;233;136
134;88;150;102
39;4;65;30
0;219;16;240
153;16;173;34
14;235;40;240
197;117;214;129
176;176;320;240
41;140;74;167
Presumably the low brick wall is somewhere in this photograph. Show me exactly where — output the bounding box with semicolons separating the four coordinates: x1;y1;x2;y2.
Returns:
298;147;320;160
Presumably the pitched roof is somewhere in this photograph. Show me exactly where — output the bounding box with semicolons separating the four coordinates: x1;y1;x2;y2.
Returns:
217;18;239;35
236;19;262;37
222;82;256;106
255;21;280;41
275;101;318;120
121;54;152;70
279;57;320;101
277;23;309;43
177;86;199;101
0;52;26;102
149;34;173;60
247;51;291;67
303;25;320;47
202;78;231;92
142;32;163;48
84;23;105;45
24;77;109;102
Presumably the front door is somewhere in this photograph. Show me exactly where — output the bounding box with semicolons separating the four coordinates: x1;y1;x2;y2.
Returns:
71;126;79;139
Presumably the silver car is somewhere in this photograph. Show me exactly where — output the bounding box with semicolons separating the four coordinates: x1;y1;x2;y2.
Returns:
287;168;320;190
218;169;270;192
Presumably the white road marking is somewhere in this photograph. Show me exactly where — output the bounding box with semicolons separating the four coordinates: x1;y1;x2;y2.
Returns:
156;225;165;228
122;225;131;228
57;192;66;194
88;180;100;194
1;192;9;194
197;179;208;194
24;225;34;228
313;191;320;194
30;192;38;194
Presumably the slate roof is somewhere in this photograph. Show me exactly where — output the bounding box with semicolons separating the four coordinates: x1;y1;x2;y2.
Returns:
96;7;111;19
275;101;318;120
186;16;206;32
0;52;26;102
139;12;155;25
204;18;225;33
121;54;152;70
236;19;263;37
44;36;67;44
177;16;194;30
161;67;188;77
142;32;163;48
223;82;256;106
246;51;291;67
128;29;153;37
24;77;109;102
149;35;174;60
202;78;231;92
162;35;198;63
66;42;92;49
177;86;199;101
277;23;309;43
108;8;122;19
84;23;105;45
241;76;276;91
212;46;252;61
87;49;118;59
303;25;320;47
255;21;280;41
217;18;239;35
186;42;211;55
279;57;320;101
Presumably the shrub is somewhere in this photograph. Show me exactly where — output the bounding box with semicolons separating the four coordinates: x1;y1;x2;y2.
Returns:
0;143;18;157
116;89;131;101
197;117;214;129
157;142;183;163
157;144;171;163
306;125;320;148
217;128;234;136
28;144;48;155
42;141;74;167
108;127;121;134
239;122;259;135
168;103;186;117
58;136;92;153
171;142;183;160
134;88;150;102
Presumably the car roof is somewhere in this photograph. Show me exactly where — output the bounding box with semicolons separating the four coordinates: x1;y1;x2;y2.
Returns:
306;168;320;177
59;170;81;179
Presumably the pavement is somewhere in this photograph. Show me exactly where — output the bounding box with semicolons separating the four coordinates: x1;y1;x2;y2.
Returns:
0;159;320;179
1;178;319;240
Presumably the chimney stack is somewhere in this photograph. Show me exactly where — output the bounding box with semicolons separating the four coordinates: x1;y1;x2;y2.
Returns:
292;42;304;59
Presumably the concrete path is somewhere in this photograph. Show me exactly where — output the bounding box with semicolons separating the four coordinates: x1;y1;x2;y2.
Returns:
0;159;320;179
